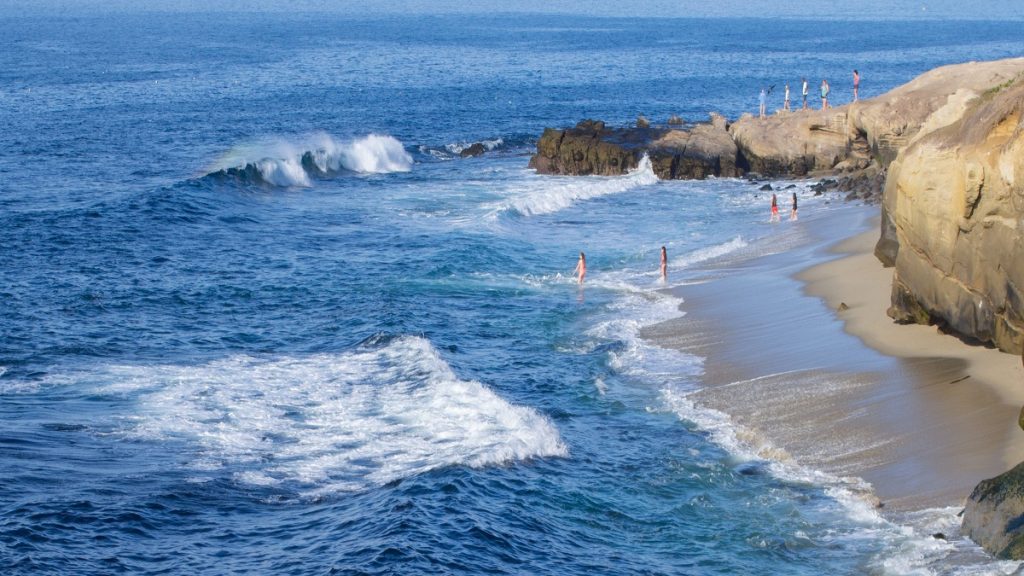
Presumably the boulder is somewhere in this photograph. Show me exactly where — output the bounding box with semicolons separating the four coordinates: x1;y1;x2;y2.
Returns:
962;461;1024;558
459;142;487;158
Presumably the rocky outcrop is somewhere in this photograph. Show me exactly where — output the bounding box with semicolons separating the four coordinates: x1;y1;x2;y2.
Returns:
528;119;740;180
648;124;740;179
529;59;1024;353
459;142;487;158
728;110;857;176
856;58;1024;270
962;460;1024;559
881;62;1024;354
528;120;644;176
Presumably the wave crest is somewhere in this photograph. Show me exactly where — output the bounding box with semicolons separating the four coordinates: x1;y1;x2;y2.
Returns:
204;133;413;187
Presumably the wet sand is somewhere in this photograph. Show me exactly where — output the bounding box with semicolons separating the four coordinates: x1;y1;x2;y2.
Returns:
645;204;1024;511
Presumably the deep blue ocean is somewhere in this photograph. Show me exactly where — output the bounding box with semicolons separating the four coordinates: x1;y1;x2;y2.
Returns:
2;5;1024;574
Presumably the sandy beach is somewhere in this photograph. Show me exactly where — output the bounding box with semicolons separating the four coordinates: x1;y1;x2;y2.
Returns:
645;203;1024;512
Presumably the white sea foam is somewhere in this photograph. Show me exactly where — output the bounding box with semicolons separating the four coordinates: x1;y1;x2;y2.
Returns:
491;154;659;217
94;336;566;495
445;138;504;155
669;236;749;269
659;381;1023;575
208;132;412;187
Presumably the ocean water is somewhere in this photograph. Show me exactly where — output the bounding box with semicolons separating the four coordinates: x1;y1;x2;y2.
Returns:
2;5;1024;574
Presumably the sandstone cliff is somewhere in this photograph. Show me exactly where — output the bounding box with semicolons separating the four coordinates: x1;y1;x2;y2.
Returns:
728;109;860;176
878;61;1024;354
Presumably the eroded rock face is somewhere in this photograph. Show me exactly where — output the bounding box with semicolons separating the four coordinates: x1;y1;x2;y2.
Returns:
883;70;1024;354
528;119;739;180
728;110;853;176
528;120;644;176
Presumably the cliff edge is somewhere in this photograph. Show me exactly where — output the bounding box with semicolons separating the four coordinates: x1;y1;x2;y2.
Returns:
878;59;1024;354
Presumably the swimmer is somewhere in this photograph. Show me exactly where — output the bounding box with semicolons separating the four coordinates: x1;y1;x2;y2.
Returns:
770;193;780;222
660;246;667;281
574;251;586;285
790;192;798;221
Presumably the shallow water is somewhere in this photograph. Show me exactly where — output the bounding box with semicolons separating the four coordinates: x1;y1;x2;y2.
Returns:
2;5;1023;574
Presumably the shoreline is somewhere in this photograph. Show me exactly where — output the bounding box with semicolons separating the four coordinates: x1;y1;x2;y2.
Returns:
799;218;1024;509
645;203;1024;512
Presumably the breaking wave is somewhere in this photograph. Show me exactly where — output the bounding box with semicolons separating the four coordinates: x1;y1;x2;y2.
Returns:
492;154;659;217
94;336;567;496
202;133;413;187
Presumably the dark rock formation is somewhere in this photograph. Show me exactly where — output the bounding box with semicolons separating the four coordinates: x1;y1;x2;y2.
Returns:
962;461;1024;558
528;120;644;176
528;119;739;180
459;142;487;158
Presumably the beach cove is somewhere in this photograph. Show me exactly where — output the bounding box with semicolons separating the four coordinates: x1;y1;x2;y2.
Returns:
644;205;1024;513
3;5;1024;573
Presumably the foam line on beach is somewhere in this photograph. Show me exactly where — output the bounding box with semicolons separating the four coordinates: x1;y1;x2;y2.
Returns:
570;203;1018;573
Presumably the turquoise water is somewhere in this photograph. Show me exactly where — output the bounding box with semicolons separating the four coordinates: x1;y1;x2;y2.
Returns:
1;6;1023;574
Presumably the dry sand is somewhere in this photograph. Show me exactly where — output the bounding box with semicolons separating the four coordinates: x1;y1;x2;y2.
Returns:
800;221;1024;509
646;205;1024;512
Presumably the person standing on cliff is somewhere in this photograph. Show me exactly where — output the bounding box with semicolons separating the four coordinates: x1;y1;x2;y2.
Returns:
660;246;668;281
790;192;798;221
759;87;767;118
821;79;830;110
783;83;791;111
853;69;861;102
802;77;809;109
574;251;586;285
770;194;780;222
